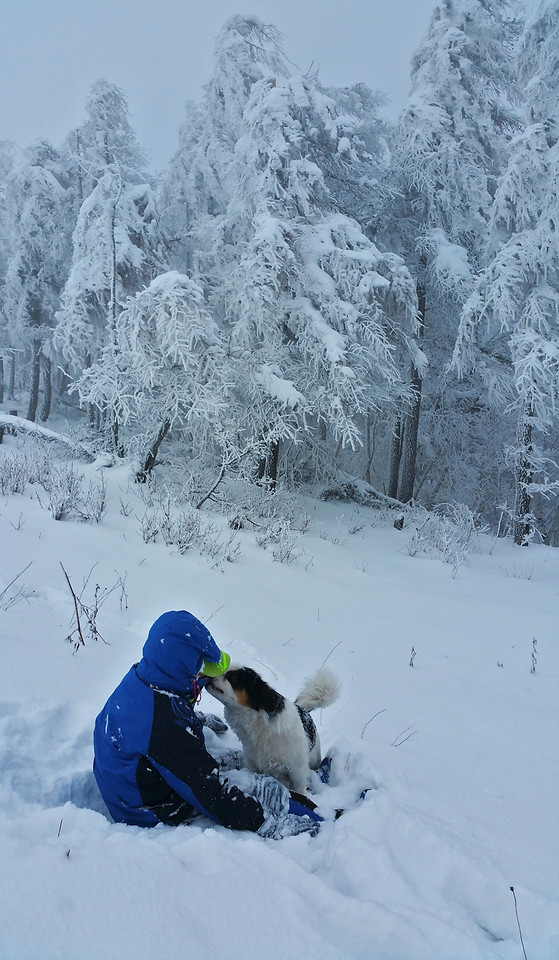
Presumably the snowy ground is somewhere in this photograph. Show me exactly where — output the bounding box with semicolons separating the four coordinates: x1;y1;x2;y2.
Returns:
0;432;558;960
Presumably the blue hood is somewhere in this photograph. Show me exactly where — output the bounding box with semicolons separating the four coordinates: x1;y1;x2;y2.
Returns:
135;610;222;693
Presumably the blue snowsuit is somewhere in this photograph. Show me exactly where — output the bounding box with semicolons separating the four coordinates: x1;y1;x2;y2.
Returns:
94;610;267;829
93;611;322;834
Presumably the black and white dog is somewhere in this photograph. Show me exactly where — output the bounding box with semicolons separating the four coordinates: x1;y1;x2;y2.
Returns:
205;665;340;794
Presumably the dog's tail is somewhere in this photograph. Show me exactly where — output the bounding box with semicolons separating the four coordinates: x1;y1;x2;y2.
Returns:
295;668;341;712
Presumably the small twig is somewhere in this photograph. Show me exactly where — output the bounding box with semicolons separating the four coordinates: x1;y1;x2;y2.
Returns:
60;563;86;647
196;465;226;510
57;818;64;838
530;638;537;675
320;639;343;669
80;562;99;597
510;887;529;960
249;656;278;680
0;561;33;601
60;563;110;649
9;513;24;531
392;724;417;747
360;708;387;739
203;603;225;625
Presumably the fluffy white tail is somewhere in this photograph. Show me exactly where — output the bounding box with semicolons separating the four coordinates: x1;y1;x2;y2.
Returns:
295;668;341;712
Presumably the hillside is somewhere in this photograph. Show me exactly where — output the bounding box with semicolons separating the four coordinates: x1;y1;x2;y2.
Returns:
0;436;557;960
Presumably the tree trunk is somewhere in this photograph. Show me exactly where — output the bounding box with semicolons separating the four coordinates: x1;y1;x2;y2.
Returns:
111;410;124;457
257;438;280;490
26;338;42;422
40;355;52;422
398;363;422;503
364;414;374;485
398;281;425;504
268;439;280;488
137;420;171;482
513;406;533;546
387;415;403;499
8;349;16;399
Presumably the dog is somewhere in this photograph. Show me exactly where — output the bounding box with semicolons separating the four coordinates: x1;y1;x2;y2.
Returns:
205;665;340;794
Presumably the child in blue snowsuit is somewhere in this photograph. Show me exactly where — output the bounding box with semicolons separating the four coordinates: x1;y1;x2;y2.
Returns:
93;610;322;838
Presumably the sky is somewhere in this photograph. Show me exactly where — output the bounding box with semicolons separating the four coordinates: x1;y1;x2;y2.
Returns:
0;421;557;958
0;0;442;171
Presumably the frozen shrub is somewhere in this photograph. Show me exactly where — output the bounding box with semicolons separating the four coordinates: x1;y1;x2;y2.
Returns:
406;503;485;575
256;517;300;564
38;464;106;523
138;510;159;543
0;453;30;495
42;464;84;521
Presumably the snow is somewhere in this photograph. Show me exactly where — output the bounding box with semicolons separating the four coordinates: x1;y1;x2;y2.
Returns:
0;437;558;960
254;364;306;409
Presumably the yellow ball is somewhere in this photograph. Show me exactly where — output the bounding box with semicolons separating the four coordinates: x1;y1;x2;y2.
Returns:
200;650;231;677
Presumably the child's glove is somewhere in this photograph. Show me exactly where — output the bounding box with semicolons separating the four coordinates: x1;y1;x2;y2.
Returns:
258;811;321;839
252;775;323;839
197;711;228;734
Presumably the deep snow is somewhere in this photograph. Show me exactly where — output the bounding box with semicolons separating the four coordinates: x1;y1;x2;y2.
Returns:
0;435;557;960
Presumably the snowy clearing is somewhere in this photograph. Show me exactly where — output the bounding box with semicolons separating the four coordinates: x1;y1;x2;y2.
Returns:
0;440;557;960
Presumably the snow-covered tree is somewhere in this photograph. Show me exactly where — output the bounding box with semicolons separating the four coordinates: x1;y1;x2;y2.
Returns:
310;82;391;231
54;81;166;432
157;102;206;275
2;140;72;420
54;173;163;374
384;0;519;505
0;141;19;284
63;79;149;201
0;140;20;404
166;17;418;484
223;69;420;451
75;271;230;476
454;0;559;544
159;17;292;280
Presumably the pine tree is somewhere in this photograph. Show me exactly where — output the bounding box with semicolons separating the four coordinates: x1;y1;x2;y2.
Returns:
454;0;559;544
2;140;72;421
165;17;418;483
384;0;519;505
75;270;230;476
0;140;20;405
54;81;166;440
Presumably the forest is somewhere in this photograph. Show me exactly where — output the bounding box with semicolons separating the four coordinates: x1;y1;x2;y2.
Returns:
1;0;558;546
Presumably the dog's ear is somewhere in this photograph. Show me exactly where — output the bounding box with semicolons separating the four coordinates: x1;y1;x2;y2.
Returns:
228;667;285;716
248;671;285;717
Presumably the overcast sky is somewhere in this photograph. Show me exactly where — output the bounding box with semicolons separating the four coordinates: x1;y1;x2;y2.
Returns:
0;0;533;172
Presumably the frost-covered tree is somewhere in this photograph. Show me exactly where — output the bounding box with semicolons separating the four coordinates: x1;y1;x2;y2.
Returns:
157;102;206;274
63;79;149;201
0;141;19;285
384;0;519;505
0;140;20;404
227;72;419;460
54;81;166;434
54;173;163;374
75;271;230;477
310;82;391;232
166;17;418;484
454;0;559;544
2;140;72;420
159;17;292;278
